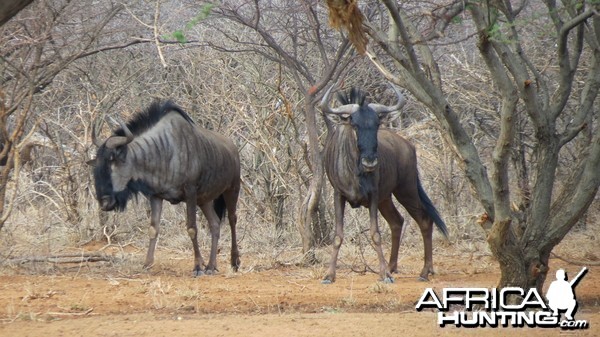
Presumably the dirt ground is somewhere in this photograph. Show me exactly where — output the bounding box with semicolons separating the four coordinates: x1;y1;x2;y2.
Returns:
0;242;598;337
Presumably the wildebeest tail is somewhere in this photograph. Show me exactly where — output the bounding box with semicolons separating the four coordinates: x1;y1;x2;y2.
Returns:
214;194;227;221
417;177;449;238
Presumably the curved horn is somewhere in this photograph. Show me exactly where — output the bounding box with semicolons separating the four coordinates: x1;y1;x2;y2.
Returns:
105;121;134;149
119;120;134;142
368;85;407;114
319;85;358;115
91;120;103;147
105;136;129;149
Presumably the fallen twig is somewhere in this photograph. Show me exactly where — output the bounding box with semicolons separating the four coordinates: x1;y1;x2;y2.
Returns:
47;308;94;316
8;252;113;265
287;280;307;291
551;252;600;266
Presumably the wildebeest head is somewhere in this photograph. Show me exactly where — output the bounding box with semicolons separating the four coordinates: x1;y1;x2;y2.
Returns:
88;121;135;212
321;84;406;173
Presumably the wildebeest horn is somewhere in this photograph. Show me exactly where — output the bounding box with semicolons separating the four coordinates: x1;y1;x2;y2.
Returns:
320;85;358;115
368;85;407;114
105;121;134;149
91;120;103;147
119;120;134;142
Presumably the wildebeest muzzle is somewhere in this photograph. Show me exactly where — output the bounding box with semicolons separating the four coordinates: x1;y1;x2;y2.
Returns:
360;156;378;172
99;195;116;211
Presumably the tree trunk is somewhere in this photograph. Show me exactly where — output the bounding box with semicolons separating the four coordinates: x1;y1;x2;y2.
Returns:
487;219;550;294
299;93;325;264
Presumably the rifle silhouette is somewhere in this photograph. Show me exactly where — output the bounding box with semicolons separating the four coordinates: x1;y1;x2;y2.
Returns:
569;267;588;287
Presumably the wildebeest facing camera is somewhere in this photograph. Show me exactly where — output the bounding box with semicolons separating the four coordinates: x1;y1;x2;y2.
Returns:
320;84;448;284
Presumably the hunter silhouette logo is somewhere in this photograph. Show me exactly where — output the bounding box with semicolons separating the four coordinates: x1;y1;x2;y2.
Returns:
415;267;589;329
546;267;587;321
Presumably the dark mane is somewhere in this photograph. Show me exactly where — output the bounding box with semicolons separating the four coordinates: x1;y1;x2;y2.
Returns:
336;87;369;106
114;100;194;137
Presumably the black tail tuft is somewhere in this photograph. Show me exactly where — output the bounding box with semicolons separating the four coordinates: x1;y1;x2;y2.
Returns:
417;177;449;238
214;194;227;221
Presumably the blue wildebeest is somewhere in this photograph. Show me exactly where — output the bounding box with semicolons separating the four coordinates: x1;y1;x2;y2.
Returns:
320;85;448;284
89;101;241;276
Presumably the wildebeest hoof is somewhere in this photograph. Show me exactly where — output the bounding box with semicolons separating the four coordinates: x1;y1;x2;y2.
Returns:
231;258;241;272
418;276;429;282
321;279;334;285
204;269;217;275
382;277;394;284
193;269;205;277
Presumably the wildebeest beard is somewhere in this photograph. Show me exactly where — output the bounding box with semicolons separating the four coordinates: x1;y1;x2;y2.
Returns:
358;169;377;201
96;179;153;212
112;188;133;211
113;180;155;211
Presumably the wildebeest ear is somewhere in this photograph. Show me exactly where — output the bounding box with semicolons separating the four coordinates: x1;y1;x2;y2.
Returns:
114;146;127;162
86;158;97;167
325;113;351;125
378;110;402;124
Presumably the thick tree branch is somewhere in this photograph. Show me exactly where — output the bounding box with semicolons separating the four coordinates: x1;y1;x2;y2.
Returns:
477;29;519;226
0;0;34;26
550;9;594;119
379;0;422;74
560;49;600;146
545;129;600;251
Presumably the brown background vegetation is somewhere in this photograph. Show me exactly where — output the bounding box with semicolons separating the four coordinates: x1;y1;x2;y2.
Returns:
0;0;598;335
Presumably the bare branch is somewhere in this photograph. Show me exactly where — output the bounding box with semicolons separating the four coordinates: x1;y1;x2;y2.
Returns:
8;252;113;264
153;0;168;68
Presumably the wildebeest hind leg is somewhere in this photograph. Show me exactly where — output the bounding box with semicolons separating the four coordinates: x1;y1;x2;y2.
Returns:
200;202;221;274
378;199;404;274
404;204;434;281
223;187;240;271
144;197;163;270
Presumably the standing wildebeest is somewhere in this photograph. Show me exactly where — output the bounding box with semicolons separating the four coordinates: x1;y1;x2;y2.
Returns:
88;100;241;276
320;85;448;284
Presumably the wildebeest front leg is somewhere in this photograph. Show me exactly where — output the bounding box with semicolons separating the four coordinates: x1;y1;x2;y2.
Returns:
144;197;163;269
200;202;221;274
184;187;204;277
323;191;345;284
370;198;393;283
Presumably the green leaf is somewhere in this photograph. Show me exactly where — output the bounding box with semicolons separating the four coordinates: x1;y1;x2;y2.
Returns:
164;4;213;43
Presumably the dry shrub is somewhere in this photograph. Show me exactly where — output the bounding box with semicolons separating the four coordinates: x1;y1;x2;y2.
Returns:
325;0;368;54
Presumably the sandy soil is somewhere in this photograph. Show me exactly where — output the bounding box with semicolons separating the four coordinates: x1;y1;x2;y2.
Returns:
0;243;598;337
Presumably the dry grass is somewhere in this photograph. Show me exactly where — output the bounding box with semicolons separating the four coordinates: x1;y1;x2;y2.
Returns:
0;115;598;279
